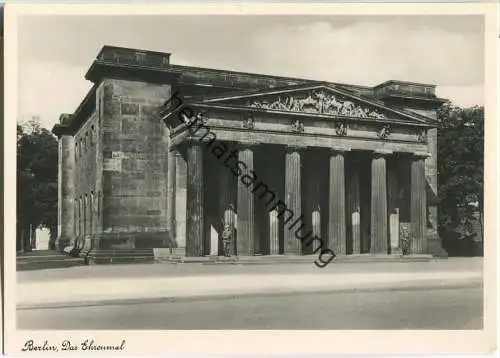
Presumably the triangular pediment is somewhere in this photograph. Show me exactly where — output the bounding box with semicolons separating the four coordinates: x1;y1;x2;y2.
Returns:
189;84;433;125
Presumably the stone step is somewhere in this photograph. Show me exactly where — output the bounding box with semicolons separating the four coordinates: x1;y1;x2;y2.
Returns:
16;257;84;271
88;256;155;265
88;250;154;257
17;249;85;271
86;248;155;265
427;239;449;258
17;255;73;262
154;253;437;265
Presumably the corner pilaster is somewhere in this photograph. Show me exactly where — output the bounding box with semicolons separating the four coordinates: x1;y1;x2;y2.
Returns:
411;153;428;254
55;135;76;252
347;159;361;254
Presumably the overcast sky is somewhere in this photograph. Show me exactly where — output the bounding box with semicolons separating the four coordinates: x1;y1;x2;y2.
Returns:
17;15;484;129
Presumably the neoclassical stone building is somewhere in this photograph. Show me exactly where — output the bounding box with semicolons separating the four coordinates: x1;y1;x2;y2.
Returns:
53;46;447;263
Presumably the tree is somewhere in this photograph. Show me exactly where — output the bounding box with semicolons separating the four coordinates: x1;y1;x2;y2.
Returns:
437;102;484;255
17;118;58;252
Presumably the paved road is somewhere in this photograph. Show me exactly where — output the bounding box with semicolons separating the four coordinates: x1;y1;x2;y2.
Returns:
17;286;482;330
17;258;483;283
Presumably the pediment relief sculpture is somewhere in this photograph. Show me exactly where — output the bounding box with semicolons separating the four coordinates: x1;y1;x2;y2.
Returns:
246;90;388;119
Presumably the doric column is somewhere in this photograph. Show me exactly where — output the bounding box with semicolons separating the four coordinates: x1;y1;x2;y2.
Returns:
370;151;390;254
387;160;400;254
284;147;302;255
166;148;177;241
411;154;428;254
269;209;279;255
348;160;361;254
55;135;75;251
186;143;204;256
237;146;255;255
360;162;371;253
328;149;347;255
302;158;314;255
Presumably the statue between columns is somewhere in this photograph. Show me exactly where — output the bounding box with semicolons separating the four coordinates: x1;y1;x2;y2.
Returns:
222;224;232;257
222;204;236;257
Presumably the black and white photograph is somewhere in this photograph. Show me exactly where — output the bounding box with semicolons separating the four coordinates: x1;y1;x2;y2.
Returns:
3;2;498;356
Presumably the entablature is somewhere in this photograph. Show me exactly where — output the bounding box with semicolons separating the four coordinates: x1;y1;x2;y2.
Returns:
168;112;430;156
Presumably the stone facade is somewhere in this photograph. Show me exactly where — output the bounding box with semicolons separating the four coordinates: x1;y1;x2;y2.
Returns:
53;45;447;263
98;79;171;246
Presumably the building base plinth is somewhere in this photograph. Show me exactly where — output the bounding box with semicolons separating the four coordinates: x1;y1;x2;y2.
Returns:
54;235;74;254
154;253;442;265
81;231;175;265
86;248;155;265
427;238;449;258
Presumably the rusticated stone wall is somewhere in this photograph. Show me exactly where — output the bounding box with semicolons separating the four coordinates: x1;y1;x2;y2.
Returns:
73;110;99;250
99;78;171;249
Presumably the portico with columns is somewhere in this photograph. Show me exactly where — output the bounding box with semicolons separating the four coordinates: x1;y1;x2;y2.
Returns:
162;83;443;258
51;46;447;264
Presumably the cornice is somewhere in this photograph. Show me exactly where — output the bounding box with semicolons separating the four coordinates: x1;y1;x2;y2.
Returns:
85;61;179;84
51;84;98;137
52;123;73;138
57;46;448;139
